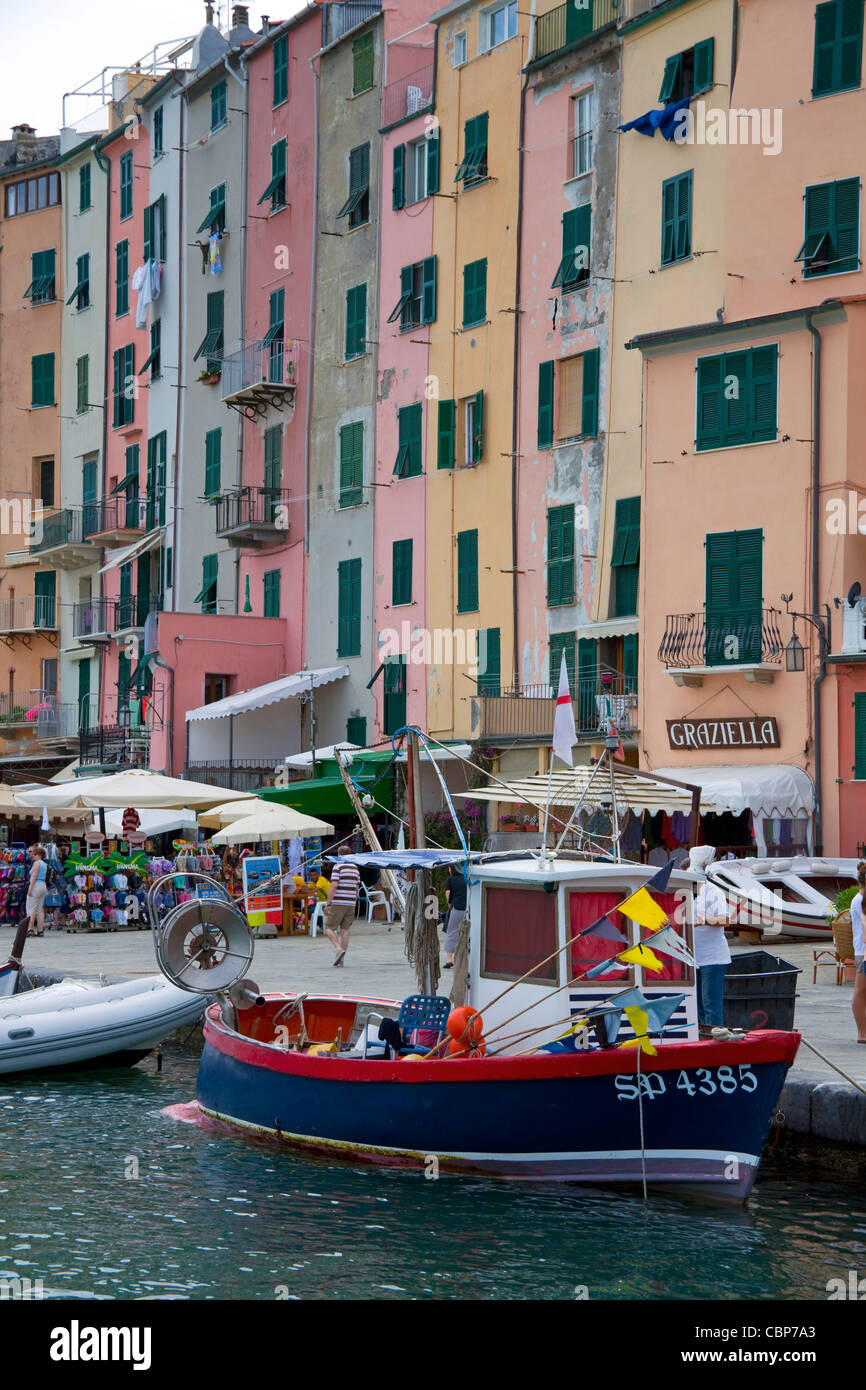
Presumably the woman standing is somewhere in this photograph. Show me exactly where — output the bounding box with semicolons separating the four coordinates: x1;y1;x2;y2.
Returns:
25;847;48;938
851;862;866;1042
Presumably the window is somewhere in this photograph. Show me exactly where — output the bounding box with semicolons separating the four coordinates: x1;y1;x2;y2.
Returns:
82;457;98;537
388;256;437;330
24;249;56;304
438;399;456;469
453;30;467;65
462;257;487;326
659;38;715;103
194;291;224;373
483;887;557;982
263;425;283;521
119;150;133;220
263;570;281;618
39;458;55;510
393;135;440;209
79;163;91;212
552;204;591;291
337;143;370;228
556;349;599;438
144;193;166;261
547;505;575;607
392;539;413;607
139;318;161;382
211;80;227;131
152;106;164;158
611;497;640;619
345;283;367;359
383;655;407;735
205;674;230;705
577;637;597;731
258;140;287;212
112;344;135;427
76;355;89;414
347;715;367;746
34;571;56;630
199;555;218;614
571;90;593;178
705;528;763;666
265;288;285;381
480;0;517;52
457;529;478;613
549;631;576;689
205;428;221;499
4;172;60;217
478;627;501;696
661;170;693;266
538;362;554;449
66;252;90;311
796;178;860;276
31;353;54;408
339;421;364;507
146;433;167;529
116;239;129;316
696;345;778;450
274;33;289;106
353;31;374;94
461;390;484;464
455;112;488;185
338;557;362;657
813;0;863;96
855;692;866;778
394;402;423;478
197;183;226;236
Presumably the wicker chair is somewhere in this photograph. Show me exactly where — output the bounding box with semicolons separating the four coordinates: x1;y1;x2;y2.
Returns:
812;910;855;985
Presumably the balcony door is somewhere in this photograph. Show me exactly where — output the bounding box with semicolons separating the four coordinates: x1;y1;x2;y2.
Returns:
705;529;762;666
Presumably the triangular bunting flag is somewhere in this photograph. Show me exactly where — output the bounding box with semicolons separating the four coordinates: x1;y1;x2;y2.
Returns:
645;924;696;969
621;1007;658;1056
583;955;624;979
645;859;675;893
616;941;665;973
606;987;685;1033
577;913;628;945
589;1008;623;1047
617;886;669;932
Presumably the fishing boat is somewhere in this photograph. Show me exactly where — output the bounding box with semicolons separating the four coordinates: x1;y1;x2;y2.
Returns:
706;855;856;940
159;854;800;1201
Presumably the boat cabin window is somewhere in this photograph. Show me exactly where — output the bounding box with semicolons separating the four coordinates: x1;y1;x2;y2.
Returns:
482;886;558;983
801;876;852;898
570;890;692;983
638;891;691;982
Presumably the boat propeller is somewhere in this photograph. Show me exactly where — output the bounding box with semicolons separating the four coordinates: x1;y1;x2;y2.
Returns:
148;873;255;994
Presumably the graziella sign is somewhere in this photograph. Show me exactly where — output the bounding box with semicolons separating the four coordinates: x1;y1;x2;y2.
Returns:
667;717;780;750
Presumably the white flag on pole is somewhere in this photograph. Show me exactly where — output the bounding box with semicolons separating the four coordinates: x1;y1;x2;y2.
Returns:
552;651;577;767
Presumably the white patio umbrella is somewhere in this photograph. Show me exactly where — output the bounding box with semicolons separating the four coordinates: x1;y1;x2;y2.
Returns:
76;770;251;810
14;775;112;810
197;797;270;830
210;806;334;844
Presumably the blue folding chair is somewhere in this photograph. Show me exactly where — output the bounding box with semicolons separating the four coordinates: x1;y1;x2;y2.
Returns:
362;994;452;1058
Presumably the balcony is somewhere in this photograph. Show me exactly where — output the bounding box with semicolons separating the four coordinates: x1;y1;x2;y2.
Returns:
658;610;784;686
185;759;279;794
79;690;163;769
214;487;290;548
0;595;58;645
115;591;161;634
28;508;94;569
26;697;100;746
73;597;115;641
479;672;638;742
382;63;433;128
533;0;619;63
84;495;146;547
0;689;58;733
220;340;296;421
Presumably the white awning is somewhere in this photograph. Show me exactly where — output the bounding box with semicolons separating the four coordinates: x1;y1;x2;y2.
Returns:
650;764;815;819
185;666;350;723
577;617;640;641
98;531;162;574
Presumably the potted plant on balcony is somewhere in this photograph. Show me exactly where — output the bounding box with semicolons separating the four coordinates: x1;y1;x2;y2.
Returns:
499;813;520;832
198;367;221;386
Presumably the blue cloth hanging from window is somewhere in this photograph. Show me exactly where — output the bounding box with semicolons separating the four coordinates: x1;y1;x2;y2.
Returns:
618;97;692;142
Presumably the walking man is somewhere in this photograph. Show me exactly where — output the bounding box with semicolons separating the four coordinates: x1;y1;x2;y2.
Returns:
324;846;361;967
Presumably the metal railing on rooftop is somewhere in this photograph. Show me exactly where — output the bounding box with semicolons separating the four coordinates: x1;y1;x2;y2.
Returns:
326;0;381;44
382;63;433;127
534;0;619;61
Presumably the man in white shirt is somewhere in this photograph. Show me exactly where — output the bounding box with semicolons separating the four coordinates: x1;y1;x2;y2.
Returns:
689;845;732;1036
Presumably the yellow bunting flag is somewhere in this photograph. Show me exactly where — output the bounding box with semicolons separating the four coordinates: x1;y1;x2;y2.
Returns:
621;1006;658;1055
616;941;664;973
617;886;669;932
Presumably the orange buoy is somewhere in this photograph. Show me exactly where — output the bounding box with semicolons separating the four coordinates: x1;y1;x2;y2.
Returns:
447;1006;483;1042
448;1035;487;1058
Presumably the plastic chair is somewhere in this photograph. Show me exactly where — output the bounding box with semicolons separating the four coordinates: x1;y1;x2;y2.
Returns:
363;888;393;923
308;901;326;937
362;994;452;1057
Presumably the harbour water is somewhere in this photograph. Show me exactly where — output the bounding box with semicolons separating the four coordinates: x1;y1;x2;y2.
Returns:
1;1050;864;1301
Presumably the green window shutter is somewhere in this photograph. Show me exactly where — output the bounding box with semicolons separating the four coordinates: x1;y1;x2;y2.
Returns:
554;205;591;289
79;162;91;212
833;177;861;273
438;399;455;469
693;37;715;93
577;637;597;729
206;290;224;370
77;657;91;728
472;389;484;462
153;106;163;157
696;353;724;450
339;421;363;506
205;428;221;498
347;715;367;746
427;131;440;194
611;497;640;618
264;424;282;510
274;33;289;105
112;349;121;426
478;628;501;696
538;360;554;449
581;348;600;437
457;529;479;613
839;0;865;88
661;176;677;265
120;151;133;219
855;692;866;777
383;656;407;736
263;570;281;618
659;52;682;103
158;194;166;260
463;258;487;326
392;539;413;606
547;505;575;608
462;261;474;325
622;633;638;692
337;557;362;657
353;31;374;93
116;239;129;316
271;140;287;208
34;570;56;628
421;256;437;323
705;528;762;665
393;143;405;210
31;353;54;408
76;355;89;414
676;171;692;260
814;0;864;95
345;283;366;359
750;344;778;442
211;81;227;130
200;554;218;613
143;203;154;262
549;631;576;690
394;402;424;477
662;172;691;266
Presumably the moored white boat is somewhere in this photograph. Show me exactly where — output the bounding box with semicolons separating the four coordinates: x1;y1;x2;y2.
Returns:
706;856;856;939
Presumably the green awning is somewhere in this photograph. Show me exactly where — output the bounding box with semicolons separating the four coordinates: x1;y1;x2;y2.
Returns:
257;770;392;817
196;194;225;234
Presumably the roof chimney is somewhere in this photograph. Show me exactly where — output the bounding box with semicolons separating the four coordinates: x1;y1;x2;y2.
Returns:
262;14;270;35
11;124;37;167
231;4;249;26
205;2;214;23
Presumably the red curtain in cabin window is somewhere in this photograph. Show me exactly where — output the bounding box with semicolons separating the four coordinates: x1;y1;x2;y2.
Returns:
483;887;558;982
638;890;691;983
569;892;630;983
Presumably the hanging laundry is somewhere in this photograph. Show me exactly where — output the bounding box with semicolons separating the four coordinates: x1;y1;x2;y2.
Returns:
149;258;161;301
208;233;222;275
132;261;153;329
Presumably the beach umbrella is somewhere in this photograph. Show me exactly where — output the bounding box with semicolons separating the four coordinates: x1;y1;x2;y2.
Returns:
14;775;112;810
197;797;270;830
210;806;334;844
104;806;198;837
74;769;251;810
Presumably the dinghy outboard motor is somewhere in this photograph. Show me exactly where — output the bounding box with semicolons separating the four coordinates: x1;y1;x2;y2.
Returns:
148;872;255;995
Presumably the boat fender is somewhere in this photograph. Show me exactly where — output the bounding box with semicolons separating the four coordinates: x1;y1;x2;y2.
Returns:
447;1006;483;1044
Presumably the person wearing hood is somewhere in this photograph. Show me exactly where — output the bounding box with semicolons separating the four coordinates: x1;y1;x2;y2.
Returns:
689;845;732;1037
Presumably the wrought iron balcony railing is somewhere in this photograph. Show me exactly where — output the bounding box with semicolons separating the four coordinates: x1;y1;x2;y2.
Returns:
30;508;92;554
534;0;619;61
115;590;161;631
0;595;58;632
214;486;290;543
658;610;784;669
219;339;295;397
84;494;146;538
480;672;638;740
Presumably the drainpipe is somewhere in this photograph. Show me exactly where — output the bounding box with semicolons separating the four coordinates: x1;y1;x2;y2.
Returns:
306;52;321;563
94;141;112;741
511;62;529;690
171;72;186;619
805;309;823;853
227;53;249;617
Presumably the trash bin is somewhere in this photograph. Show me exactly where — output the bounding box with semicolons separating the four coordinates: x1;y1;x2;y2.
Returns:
723;950;801;1031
